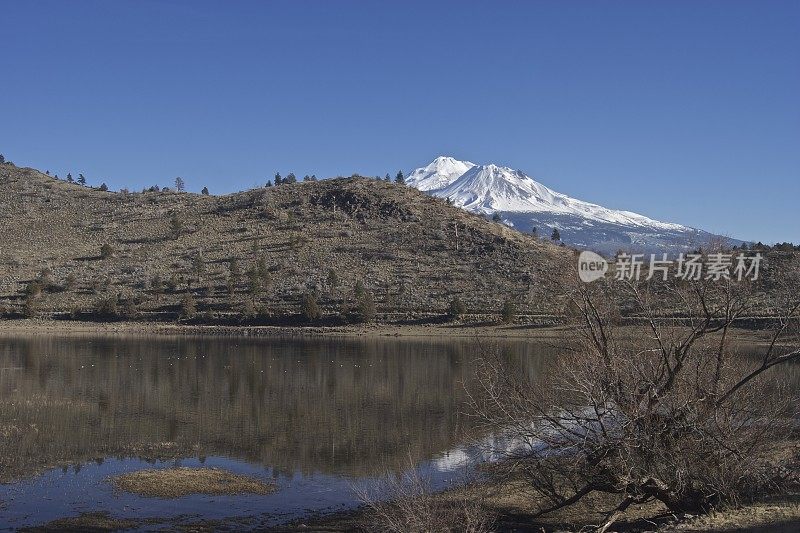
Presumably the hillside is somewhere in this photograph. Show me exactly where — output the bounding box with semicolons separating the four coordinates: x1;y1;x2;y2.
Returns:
0;164;574;323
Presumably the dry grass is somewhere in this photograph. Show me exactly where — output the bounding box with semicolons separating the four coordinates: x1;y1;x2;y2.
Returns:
356;467;495;533
22;512;139;532
666;494;800;532
0;164;572;323
110;467;276;498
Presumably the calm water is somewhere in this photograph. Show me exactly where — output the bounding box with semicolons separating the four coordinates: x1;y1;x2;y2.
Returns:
0;334;555;529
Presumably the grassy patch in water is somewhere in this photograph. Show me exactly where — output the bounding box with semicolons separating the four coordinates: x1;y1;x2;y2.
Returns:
22;511;139;532
110;467;276;498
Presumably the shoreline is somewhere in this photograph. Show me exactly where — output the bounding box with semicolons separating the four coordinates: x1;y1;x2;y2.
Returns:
0;318;784;345
0;318;576;340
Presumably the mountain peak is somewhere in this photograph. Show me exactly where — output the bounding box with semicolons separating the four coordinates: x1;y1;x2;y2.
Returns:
405;156;475;192
432;155;462;163
405;155;729;254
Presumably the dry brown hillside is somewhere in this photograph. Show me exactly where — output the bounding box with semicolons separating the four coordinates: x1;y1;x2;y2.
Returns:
0;164;574;323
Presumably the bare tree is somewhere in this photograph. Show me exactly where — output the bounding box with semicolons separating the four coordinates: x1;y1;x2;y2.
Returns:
469;276;799;531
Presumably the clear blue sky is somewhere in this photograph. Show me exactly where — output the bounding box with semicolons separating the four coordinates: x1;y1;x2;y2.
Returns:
2;1;798;243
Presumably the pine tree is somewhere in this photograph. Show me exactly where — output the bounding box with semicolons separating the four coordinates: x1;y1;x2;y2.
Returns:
0;154;4;164
256;256;269;283
327;269;339;291
246;266;263;304
274;172;282;185
191;252;205;283
181;292;197;318
384;173;391;182
66;173;72;182
354;280;366;300
285;172;297;184
78;174;86;185
99;183;108;191
394;170;405;185
174;177;185;192
500;299;516;324
551;228;561;241
150;274;164;299
492;212;502;222
23;292;39;318
229;257;241;283
531;227;538;237
356;291;376;323
201;186;209;195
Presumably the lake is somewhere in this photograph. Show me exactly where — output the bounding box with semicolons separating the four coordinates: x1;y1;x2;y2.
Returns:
1;333;795;530
0;334;557;529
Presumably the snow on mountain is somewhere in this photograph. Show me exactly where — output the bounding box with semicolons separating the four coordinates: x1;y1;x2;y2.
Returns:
405;156;475;191
437;163;686;231
408;156;737;254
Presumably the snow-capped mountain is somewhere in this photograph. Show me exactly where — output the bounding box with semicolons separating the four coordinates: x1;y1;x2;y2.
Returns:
408;156;738;254
406;156;476;191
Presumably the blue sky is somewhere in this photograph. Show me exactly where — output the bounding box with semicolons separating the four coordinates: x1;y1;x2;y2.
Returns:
1;0;798;243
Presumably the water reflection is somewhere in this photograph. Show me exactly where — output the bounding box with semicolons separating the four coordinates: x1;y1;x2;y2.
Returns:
0;335;553;484
1;334;793;528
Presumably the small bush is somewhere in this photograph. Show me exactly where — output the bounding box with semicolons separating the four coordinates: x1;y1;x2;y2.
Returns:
23;293;39;317
167;274;179;292
100;243;115;259
448;297;466;321
150;274;163;295
38;268;53;288
500;299;516;324
356;291;376;323
300;293;321;321
169;214;184;237
241;298;256;319
95;295;118;317
24;281;43;298
120;299;138;319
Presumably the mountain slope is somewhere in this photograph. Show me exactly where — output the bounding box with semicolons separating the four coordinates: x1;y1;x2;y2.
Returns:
409;157;736;254
0;163;572;321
